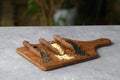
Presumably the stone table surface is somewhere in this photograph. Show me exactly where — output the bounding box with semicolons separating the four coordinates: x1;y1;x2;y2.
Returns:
0;26;120;80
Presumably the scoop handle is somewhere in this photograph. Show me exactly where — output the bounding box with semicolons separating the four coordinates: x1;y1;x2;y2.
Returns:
39;38;59;54
23;41;41;57
53;35;74;50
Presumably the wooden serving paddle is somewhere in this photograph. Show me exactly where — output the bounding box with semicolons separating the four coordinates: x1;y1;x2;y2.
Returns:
16;35;111;71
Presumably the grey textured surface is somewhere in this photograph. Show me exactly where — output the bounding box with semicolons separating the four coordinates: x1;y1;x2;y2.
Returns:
0;26;120;80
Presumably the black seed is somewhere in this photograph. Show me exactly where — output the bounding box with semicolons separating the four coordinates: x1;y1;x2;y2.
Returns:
66;40;88;56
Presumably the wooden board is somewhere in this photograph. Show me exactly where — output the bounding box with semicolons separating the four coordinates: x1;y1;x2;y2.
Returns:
16;38;111;71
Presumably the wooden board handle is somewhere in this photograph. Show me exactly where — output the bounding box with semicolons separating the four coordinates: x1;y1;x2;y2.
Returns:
93;38;111;48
